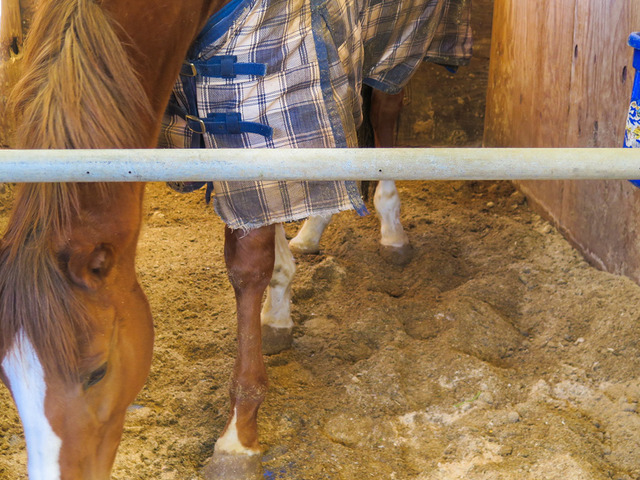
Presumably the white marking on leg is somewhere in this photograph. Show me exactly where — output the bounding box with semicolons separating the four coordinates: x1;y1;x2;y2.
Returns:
2;331;62;480
262;224;295;330
374;181;409;248
214;408;261;456
289;214;332;253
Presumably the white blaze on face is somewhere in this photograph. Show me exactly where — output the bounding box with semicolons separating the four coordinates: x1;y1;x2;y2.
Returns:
2;331;62;480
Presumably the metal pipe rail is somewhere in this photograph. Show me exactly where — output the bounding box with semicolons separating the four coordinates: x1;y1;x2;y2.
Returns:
0;148;639;182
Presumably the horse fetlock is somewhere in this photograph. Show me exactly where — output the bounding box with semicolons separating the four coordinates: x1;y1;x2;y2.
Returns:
261;288;294;354
208;416;263;480
262;275;293;330
289;237;321;254
261;302;293;329
215;407;262;455
379;225;410;248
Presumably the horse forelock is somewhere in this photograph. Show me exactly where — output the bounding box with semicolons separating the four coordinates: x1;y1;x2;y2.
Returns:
0;184;102;382
9;0;154;149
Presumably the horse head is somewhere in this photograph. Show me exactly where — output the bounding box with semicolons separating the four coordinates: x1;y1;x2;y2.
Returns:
0;0;223;477
0;183;153;479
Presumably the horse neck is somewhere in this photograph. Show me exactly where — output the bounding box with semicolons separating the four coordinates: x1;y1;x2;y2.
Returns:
9;0;226;149
102;0;226;121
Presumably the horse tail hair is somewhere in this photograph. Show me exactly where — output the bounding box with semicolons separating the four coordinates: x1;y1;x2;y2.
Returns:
9;0;153;149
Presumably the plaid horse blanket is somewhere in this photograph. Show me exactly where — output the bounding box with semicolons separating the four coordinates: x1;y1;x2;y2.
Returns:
161;0;472;231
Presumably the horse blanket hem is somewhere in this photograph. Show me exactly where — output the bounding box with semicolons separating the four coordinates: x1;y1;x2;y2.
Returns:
219;203;358;234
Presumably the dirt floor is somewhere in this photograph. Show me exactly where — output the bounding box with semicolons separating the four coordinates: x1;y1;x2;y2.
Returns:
4;1;640;479
5;176;640;480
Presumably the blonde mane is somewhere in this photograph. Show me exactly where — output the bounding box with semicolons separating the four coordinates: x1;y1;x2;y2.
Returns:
10;0;153;149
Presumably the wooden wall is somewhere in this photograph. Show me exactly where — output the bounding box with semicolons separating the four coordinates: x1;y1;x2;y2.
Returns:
484;0;640;282
0;0;36;148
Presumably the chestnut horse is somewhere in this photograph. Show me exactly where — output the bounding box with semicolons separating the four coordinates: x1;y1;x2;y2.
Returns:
0;1;275;479
0;0;470;477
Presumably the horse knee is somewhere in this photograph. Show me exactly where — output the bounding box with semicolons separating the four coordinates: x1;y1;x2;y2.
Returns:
224;225;275;293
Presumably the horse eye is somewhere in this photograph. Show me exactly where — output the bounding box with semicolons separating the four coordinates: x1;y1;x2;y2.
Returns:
84;363;108;390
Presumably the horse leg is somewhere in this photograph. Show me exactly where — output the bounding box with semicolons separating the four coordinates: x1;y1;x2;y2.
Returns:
370;88;413;265
374;180;412;265
261;224;296;354
289;213;332;254
204;224;275;480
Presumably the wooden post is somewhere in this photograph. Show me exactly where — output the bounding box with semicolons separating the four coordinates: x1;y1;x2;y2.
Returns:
0;0;23;147
0;0;37;148
1;0;23;60
484;0;640;282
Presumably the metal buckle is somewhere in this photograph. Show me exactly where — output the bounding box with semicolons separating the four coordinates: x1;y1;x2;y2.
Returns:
186;115;206;135
181;62;198;77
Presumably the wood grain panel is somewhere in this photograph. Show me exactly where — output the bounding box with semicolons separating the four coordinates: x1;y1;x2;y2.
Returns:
568;1;635;146
0;0;36;148
484;0;576;147
485;0;640;283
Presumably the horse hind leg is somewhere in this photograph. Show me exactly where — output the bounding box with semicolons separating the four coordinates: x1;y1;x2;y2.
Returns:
370;88;413;265
375;180;412;265
261;224;295;354
288;213;332;254
204;225;275;480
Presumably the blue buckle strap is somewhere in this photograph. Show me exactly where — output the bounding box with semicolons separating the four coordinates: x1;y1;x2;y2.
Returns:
180;55;267;78
186;112;273;138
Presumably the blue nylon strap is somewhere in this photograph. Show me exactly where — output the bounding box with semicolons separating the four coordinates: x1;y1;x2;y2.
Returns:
187;112;273;138
180;56;267;78
191;0;251;56
625;33;640;187
630;32;640;65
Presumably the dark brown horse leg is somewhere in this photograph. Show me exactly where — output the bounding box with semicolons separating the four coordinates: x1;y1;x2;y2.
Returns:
370;88;413;265
370;88;404;149
204;224;275;480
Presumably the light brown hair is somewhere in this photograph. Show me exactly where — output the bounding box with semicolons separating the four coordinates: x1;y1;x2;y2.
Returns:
0;0;153;380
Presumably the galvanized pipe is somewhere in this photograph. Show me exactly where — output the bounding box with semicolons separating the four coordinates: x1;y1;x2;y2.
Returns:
0;148;639;182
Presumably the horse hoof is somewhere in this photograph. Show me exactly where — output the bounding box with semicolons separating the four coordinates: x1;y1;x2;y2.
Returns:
262;324;293;355
202;452;263;480
288;240;320;255
379;243;413;266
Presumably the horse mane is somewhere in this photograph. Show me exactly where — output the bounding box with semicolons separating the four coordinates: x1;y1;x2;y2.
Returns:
1;0;154;380
9;0;153;149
